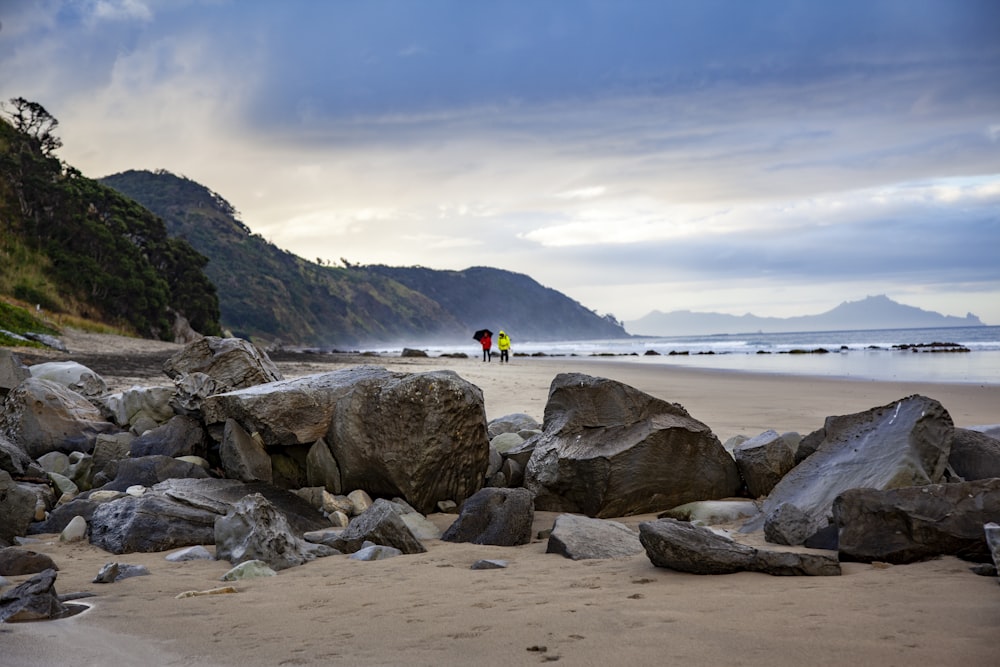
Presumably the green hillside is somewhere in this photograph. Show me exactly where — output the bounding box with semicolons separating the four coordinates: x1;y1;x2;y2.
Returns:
102;170;630;347
0;99;220;340
101;170;465;346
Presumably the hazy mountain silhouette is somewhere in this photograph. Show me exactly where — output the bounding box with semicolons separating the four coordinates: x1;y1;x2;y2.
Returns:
625;295;986;336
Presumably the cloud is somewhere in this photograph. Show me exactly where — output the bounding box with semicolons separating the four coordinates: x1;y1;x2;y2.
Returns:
2;0;999;323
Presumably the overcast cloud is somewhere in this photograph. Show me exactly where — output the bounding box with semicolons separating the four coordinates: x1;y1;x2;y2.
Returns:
2;0;998;324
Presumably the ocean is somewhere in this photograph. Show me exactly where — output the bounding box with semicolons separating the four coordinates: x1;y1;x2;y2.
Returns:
406;325;1000;385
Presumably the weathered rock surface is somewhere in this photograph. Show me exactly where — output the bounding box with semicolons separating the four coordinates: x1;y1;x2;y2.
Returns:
88;478;331;554
524;373;740;518
163;336;283;391
220;418;272;483
1;377;119;458
98;455;210;493
0;547;58;576
29;360;107;397
0;470;37;546
658;499;759;526
755;395;954;545
639;518;841;576
328;369;489;514
310;498;426;554
441;487;534;546
546;513;644;560
130;415;207;459
0;432;44;478
215;493;333;570
948;428;1000;481
0;569;73;622
833;478;1000;564
0;349;31;395
733;430;795;498
986;522;1000;572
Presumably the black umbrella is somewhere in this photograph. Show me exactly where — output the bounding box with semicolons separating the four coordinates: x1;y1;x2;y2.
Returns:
473;329;493;342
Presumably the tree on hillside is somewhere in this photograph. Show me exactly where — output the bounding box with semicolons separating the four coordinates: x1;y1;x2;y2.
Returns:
2;97;63;156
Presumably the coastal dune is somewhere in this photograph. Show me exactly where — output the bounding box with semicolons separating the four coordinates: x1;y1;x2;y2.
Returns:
3;331;998;666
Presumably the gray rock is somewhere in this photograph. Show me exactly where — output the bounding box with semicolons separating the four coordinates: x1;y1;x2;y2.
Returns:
317;498;426;555
471;559;508;570
441;487;533;546
220;418;272;483
163;336;283;391
0;432;43;478
93;562;150;583
28;361;107;397
639;518;840;576
0;471;36;545
28;495;105;535
99;454;210;492
986;522;1000;573
490;432;525;454
755;395;954;545
90;491;220;554
546;513;644;560
0;349;31;395
0;547;58;576
488;413;541;439
166;545;214;562
349;544;403;560
948;428;1000;481
325;369;489;515
524;373;740;518
130;415;207;459
733;430;795;498
59;515;87;542
215;493;332;570
221;559;277;581
0;568;72;622
658;500;759;525
1;377;119;458
306;437;341;494
833;478;1000;564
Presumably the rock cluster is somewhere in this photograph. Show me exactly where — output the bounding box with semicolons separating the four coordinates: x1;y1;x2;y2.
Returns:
1;337;999;622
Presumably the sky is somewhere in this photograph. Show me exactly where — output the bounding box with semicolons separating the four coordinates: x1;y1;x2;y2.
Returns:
2;0;999;326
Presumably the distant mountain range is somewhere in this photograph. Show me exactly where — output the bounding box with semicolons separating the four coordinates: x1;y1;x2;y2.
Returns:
624;295;986;336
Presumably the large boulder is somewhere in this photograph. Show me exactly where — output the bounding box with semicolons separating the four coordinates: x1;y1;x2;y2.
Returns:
639;518;840;576
163;336;282;391
326;369;489;514
546;513;644;560
203;366;490;514
948;428;1000;481
28;360;108;397
523;373;740;518
755;395;953;546
833;478;1000;564
440;487;534;546
0;377;119;458
214;493;333;570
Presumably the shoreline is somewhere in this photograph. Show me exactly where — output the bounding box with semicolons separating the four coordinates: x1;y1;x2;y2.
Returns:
3;331;999;666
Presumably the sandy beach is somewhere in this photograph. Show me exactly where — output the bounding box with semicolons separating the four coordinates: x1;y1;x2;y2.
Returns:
3;332;999;666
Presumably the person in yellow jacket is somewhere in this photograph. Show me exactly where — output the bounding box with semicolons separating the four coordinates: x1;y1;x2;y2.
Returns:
497;330;511;363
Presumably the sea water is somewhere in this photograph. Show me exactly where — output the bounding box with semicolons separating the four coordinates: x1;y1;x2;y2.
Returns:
411;325;1000;385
